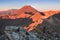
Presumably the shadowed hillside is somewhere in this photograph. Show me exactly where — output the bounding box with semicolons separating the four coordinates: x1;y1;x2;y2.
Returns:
0;17;33;36
32;13;60;40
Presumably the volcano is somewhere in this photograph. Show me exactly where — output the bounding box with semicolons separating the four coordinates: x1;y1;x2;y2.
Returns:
0;5;60;32
16;5;38;14
14;5;40;19
0;5;40;19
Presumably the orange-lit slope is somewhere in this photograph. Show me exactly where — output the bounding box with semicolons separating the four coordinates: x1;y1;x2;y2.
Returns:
15;5;38;14
43;10;60;19
14;5;38;19
0;5;38;19
24;12;43;31
24;10;60;32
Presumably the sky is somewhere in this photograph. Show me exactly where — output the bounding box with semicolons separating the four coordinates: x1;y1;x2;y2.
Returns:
0;0;60;11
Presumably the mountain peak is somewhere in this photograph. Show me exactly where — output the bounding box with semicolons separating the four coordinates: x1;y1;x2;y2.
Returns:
16;5;38;14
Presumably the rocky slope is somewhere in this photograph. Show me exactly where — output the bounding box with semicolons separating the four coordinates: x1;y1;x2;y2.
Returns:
32;13;60;40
